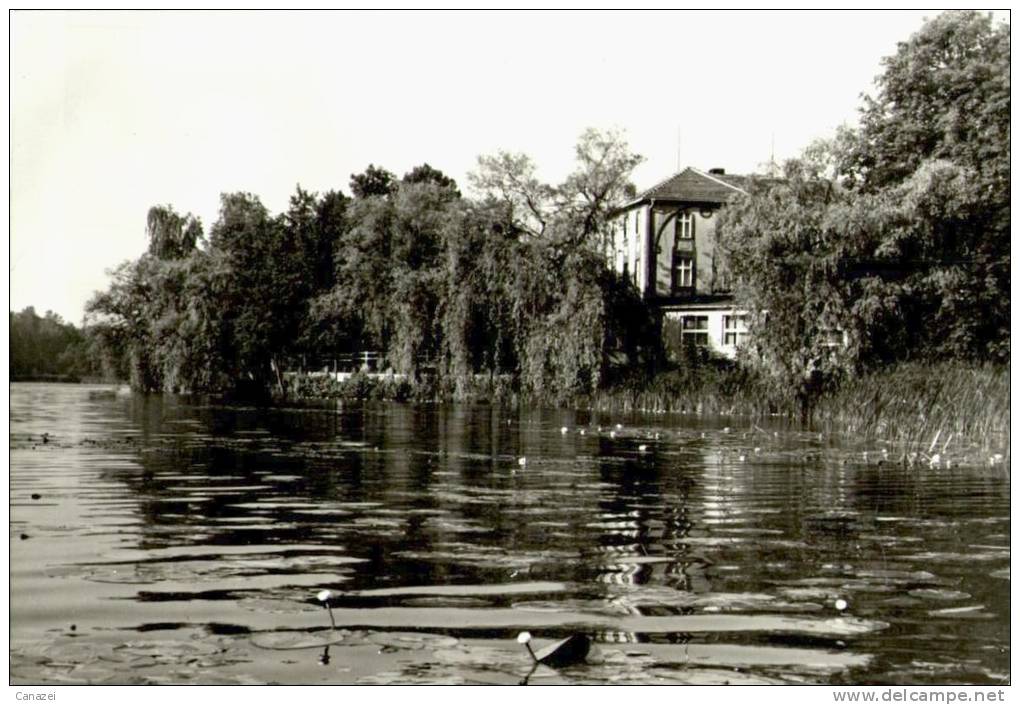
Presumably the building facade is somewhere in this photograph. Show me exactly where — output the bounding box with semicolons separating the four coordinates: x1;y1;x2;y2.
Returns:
607;167;750;359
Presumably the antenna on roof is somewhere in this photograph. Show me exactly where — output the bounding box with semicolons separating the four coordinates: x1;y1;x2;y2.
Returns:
676;125;682;172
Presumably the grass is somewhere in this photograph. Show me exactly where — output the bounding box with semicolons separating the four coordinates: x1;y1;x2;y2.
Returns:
813;362;1010;470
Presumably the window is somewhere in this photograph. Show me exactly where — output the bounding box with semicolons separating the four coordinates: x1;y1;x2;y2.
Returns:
675;256;693;289
676;212;694;240
820;329;845;349
634;210;639;234
680;315;709;348
723;315;749;347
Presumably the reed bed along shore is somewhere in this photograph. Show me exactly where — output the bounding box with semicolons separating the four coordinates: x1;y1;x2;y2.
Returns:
585;362;1009;469
285;362;1008;470
812;362;1009;470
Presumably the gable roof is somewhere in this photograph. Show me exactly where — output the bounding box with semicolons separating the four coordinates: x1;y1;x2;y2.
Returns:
623;167;750;209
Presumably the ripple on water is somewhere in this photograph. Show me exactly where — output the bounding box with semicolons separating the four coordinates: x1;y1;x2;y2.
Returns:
9;385;1010;684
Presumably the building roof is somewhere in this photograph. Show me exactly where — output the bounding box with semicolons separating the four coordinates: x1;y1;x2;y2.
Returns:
622;167;751;210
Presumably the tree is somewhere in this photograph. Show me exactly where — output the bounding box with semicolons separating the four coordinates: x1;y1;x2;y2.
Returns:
403;163;460;197
839;11;1008;197
312;189;350;290
207;191;321;392
350;164;397;199
837;11;1009;362
719;10;1010;397
556;127;643;248
146;205;202;260
324;180;457;377
468;151;552;238
468;128;642;247
85;257;161;389
717;163;855;416
10;307;98;380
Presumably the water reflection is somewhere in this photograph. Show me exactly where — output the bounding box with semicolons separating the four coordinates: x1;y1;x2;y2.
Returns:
9;384;1010;685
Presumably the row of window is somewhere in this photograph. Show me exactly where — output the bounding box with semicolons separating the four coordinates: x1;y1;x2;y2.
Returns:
619;211;695;239
620;252;692;291
678;315;848;351
677;314;749;348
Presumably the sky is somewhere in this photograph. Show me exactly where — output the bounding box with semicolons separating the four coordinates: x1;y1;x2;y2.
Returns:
8;9;986;324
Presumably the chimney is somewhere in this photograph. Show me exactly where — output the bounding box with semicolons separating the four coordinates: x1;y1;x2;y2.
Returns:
708;167;726;175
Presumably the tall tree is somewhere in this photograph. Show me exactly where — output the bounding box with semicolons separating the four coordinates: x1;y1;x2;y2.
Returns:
837;11;1009;362
719;10;1011;399
468;151;551;238
350;164;397;199
468;128;642;247
839;11;1009;197
556;127;643;248
403;163;460;197
146;205;202;260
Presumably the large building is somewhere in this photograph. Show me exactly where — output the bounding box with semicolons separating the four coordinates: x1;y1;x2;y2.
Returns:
607;166;751;359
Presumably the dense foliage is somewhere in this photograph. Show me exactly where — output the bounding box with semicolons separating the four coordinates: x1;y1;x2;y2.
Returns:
75;12;1006;418
84;129;655;399
718;11;1009;407
10;308;100;381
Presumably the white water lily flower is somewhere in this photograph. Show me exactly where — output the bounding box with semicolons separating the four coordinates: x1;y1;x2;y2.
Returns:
835;598;848;611
517;631;532;644
317;590;334;602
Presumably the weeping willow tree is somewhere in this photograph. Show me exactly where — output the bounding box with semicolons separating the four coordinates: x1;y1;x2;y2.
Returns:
87;128;659;400
146;205;202;260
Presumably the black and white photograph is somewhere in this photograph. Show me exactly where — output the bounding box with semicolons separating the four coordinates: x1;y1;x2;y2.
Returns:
8;9;1010;692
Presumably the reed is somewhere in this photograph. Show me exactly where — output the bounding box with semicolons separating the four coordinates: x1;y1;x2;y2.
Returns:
285;360;1008;470
812;362;1010;469
579;360;1008;469
582;363;782;417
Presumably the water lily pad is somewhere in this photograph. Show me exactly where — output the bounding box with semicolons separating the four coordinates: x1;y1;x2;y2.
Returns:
366;631;459;650
356;671;466;685
401;597;492;608
927;605;991;619
114;639;224;666
250;630;347;650
908;588;971;601
512;599;619;614
237;597;321;614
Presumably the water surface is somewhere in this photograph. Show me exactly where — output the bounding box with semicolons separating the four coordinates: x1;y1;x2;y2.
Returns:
9;383;1010;684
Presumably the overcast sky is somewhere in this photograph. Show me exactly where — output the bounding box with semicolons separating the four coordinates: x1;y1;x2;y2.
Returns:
10;9;982;324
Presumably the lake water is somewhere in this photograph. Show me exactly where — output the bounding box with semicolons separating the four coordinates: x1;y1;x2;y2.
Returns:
9;383;1010;685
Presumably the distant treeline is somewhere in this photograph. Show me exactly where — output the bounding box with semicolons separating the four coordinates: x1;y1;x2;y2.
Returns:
10;308;103;382
78;12;1006;410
